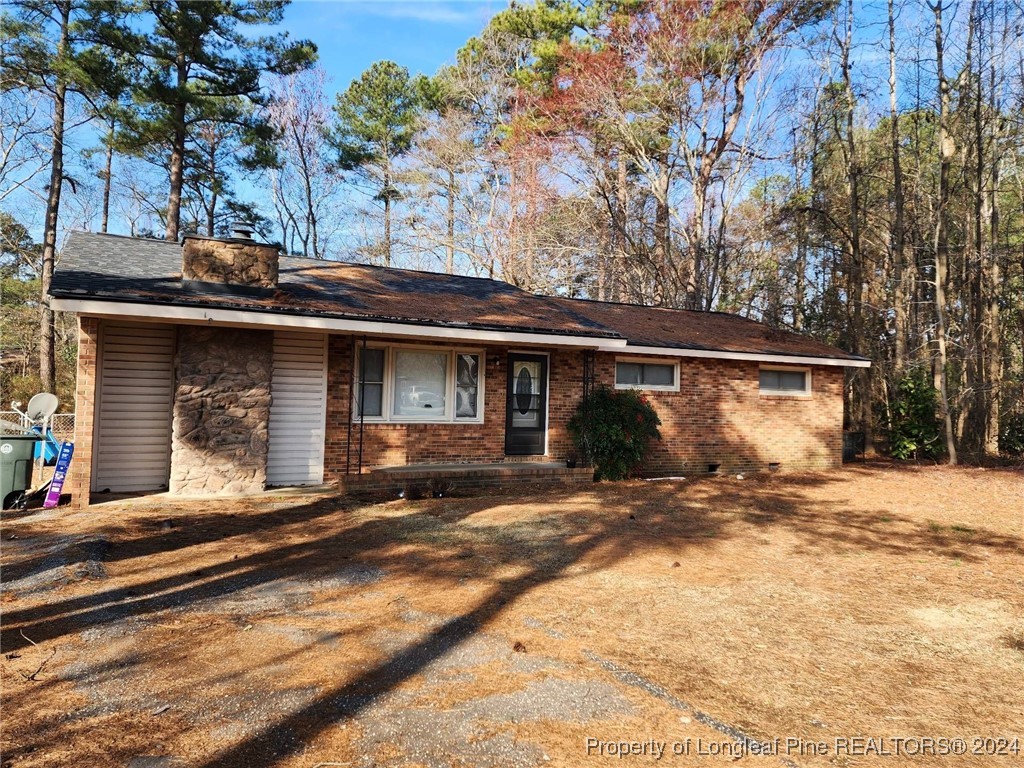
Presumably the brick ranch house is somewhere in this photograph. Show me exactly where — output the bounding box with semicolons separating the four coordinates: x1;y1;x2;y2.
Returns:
51;230;869;506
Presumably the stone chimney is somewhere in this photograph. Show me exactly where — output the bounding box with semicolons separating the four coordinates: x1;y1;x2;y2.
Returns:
181;223;279;292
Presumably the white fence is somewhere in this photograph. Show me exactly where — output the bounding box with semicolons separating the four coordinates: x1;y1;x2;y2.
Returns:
0;411;76;441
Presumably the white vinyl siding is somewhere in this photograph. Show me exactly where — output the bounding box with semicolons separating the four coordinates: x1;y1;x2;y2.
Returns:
93;323;174;493
267;332;327;486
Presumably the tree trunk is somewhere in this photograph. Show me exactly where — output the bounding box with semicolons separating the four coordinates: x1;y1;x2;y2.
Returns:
932;0;958;465
842;0;870;445
101;118;114;234
205;133;217;236
792;129;807;331
654;174;671;304
889;0;909;373
165;49;187;240
39;0;72;395
963;0;986;459
291;121;319;257
982;3;1002;456
685;175;704;311
524;156;537;291
446;167;455;274
614;150;628;302
383;164;392;267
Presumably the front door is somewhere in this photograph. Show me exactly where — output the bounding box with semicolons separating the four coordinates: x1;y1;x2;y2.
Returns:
505;354;547;455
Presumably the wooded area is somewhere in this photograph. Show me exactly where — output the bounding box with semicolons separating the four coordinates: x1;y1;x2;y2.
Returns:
2;0;1023;461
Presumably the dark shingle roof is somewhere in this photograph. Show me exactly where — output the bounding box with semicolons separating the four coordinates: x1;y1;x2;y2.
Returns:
550;297;863;361
52;232;615;338
52;231;866;362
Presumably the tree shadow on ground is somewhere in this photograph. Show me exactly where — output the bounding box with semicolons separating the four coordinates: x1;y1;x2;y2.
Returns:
2;467;1022;766
0;479;765;765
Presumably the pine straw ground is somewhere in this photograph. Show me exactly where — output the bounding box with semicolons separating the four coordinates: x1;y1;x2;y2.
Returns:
1;464;1022;768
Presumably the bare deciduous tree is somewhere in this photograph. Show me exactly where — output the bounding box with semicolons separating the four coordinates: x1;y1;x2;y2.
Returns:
265;67;344;258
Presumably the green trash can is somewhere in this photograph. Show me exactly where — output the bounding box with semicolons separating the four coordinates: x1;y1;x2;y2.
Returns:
1;433;40;510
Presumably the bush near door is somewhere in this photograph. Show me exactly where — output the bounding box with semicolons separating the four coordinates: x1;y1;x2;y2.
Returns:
569;386;661;481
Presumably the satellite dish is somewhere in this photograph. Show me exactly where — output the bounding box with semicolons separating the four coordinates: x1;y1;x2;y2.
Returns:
26;393;59;422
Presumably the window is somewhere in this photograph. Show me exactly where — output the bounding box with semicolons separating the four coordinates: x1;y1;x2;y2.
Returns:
455;353;480;419
759;367;810;395
355;347;384;417
615;360;678;391
393;350;447;417
354;345;483;423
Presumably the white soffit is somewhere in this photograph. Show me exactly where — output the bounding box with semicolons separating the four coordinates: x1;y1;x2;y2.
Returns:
604;344;871;368
52;297;870;367
50;297;626;349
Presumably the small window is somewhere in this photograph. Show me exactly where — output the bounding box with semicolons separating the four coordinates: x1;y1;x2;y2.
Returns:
615;360;677;390
393;350;448;417
356;347;385;417
759;368;810;395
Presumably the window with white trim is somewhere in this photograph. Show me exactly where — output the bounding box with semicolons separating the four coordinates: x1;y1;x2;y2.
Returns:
393;349;447;417
355;345;483;422
615;359;679;391
759;367;811;395
455;353;480;418
356;347;385;417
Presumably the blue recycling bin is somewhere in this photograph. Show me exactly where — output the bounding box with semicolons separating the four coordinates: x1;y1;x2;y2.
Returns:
31;426;61;465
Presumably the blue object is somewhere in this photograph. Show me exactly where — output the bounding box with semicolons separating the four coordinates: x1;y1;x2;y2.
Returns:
31;426;62;466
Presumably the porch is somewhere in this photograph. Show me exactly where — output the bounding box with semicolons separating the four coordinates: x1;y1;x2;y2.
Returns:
337;461;594;499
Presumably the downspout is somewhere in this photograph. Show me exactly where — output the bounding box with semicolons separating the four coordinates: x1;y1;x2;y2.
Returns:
581;349;596;467
358;335;367;474
345;336;355;475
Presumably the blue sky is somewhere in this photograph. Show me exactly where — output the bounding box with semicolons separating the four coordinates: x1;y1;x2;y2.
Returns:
277;1;505;89
23;2;507;242
14;0;943;244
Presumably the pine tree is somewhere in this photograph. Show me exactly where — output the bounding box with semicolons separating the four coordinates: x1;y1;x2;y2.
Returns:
331;61;424;267
1;0;120;393
93;0;315;240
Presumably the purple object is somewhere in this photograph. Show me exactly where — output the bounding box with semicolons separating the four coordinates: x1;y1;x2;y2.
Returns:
43;441;74;508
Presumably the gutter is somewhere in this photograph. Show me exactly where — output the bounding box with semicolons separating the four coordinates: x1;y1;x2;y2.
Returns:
50;295;870;368
596;342;871;368
50;296;628;350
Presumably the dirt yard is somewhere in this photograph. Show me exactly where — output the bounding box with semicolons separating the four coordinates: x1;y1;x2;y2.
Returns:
1;464;1022;768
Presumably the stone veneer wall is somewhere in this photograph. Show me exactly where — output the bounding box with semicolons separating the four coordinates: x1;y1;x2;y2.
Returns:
181;236;279;288
170;326;272;495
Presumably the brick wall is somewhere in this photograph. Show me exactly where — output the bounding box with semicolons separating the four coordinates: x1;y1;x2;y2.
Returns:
67;315;99;507
593;353;844;474
324;336;586;479
324;335;843;478
67;324;845;506
338;464;594;500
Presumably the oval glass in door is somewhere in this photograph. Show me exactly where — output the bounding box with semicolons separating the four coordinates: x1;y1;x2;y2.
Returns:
515;368;533;414
511;360;541;427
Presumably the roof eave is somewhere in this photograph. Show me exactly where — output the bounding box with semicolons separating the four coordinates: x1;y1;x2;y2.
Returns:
50;295;628;349
598;342;870;368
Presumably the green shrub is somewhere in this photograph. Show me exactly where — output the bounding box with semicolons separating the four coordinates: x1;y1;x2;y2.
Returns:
568;386;662;480
999;411;1024;457
887;369;941;460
